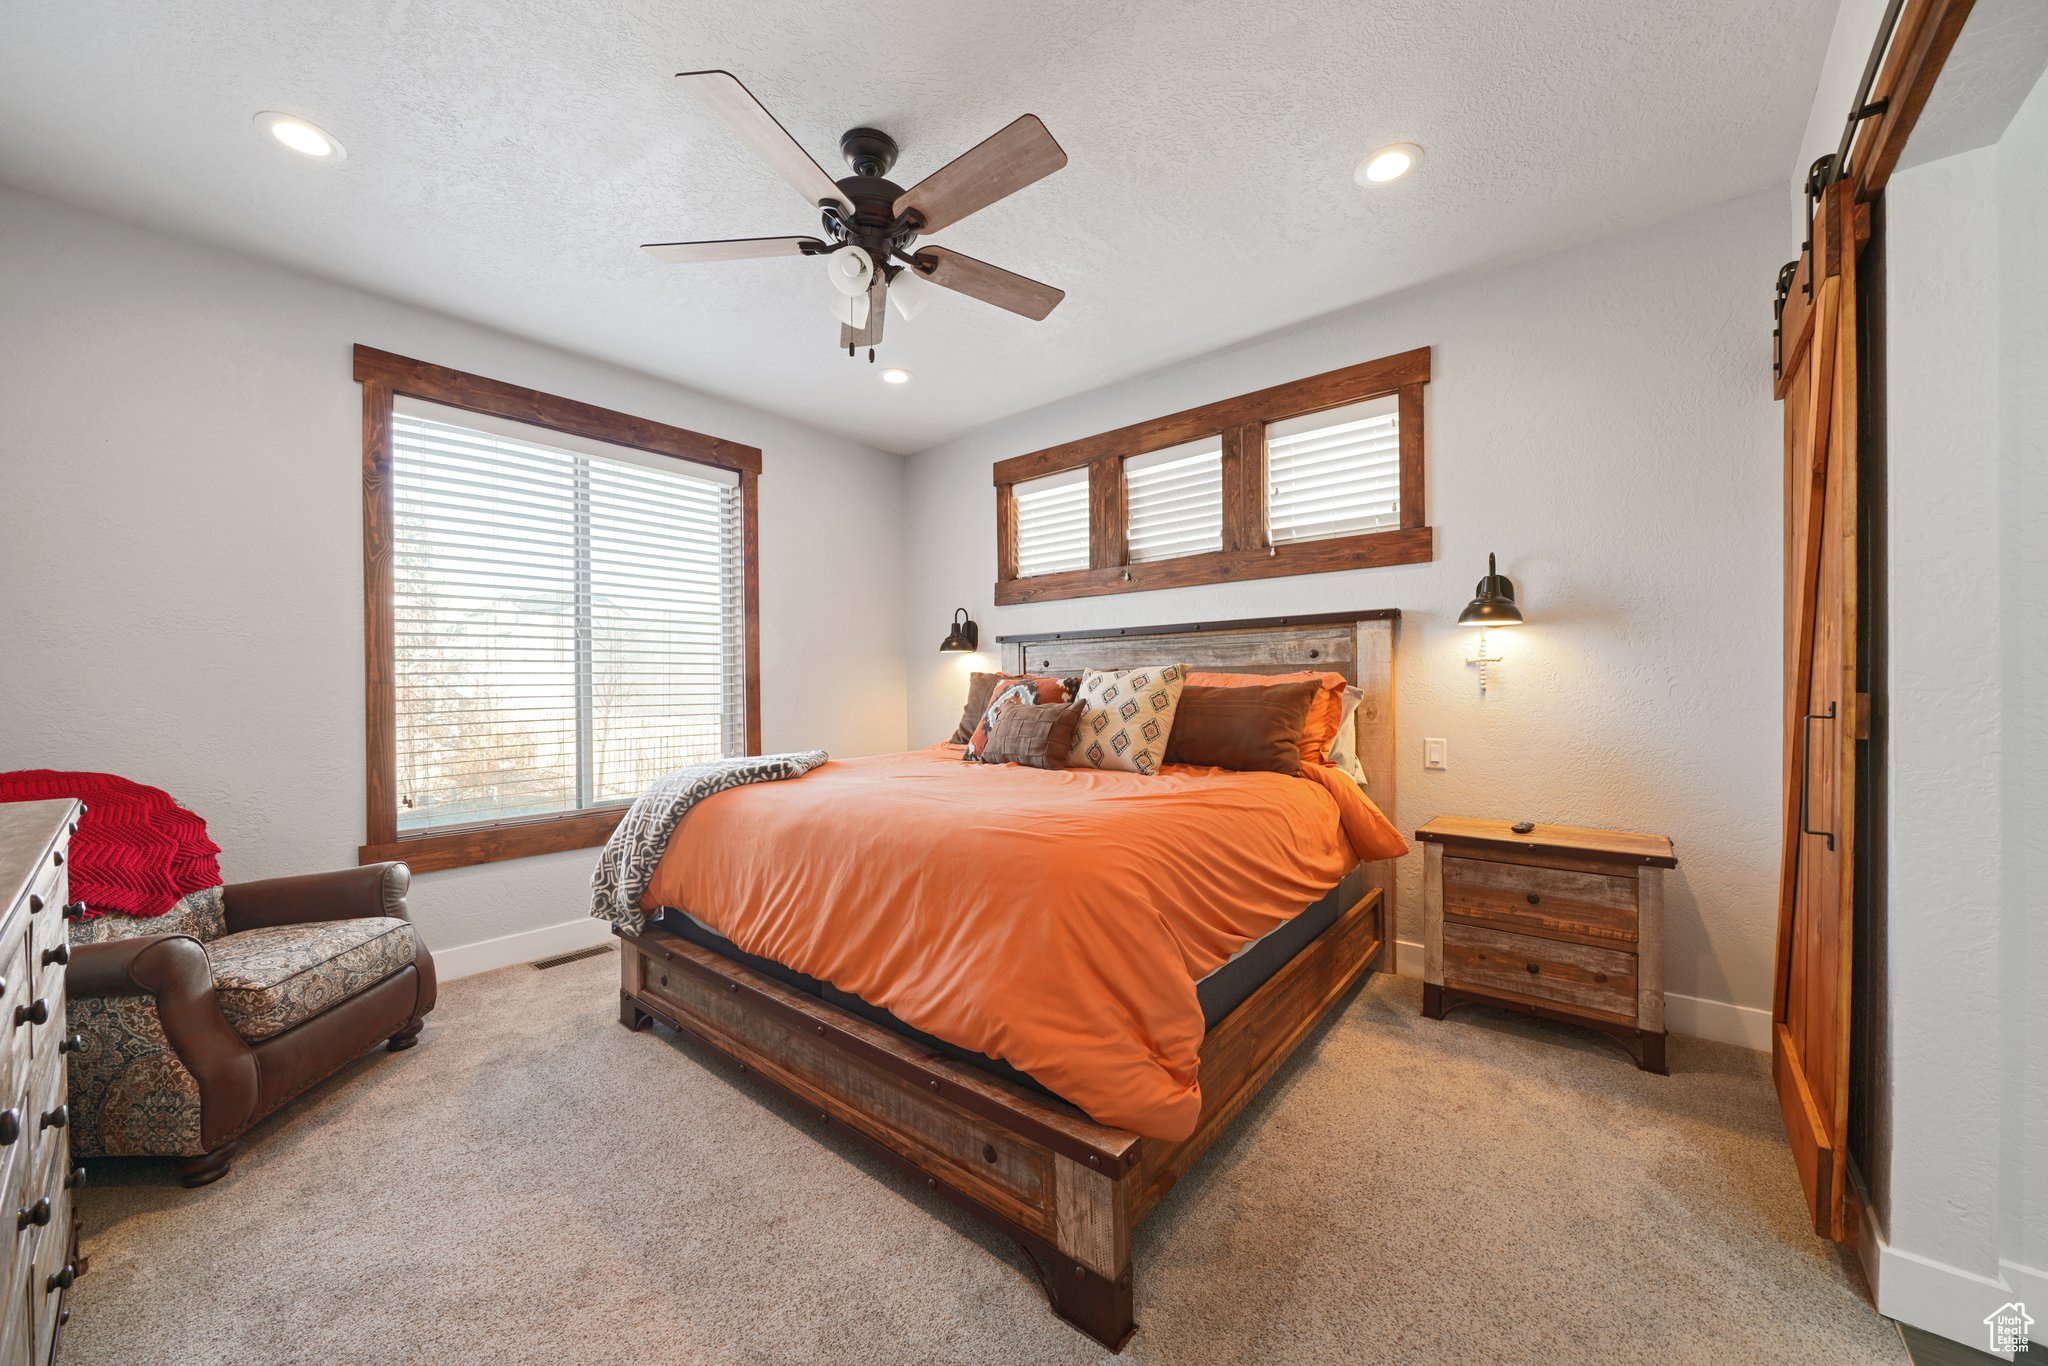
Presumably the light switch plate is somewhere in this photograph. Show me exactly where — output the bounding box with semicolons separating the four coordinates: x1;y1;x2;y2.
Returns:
1425;738;1448;771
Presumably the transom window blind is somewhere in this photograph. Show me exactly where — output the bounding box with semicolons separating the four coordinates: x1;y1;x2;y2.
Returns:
1124;439;1223;563
1014;466;1090;577
390;396;744;833
1265;395;1401;544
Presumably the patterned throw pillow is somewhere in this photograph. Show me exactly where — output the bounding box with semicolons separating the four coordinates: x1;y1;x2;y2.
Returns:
1066;664;1187;775
963;677;1068;760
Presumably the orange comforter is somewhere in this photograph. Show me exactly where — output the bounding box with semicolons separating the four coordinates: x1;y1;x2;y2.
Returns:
641;746;1405;1139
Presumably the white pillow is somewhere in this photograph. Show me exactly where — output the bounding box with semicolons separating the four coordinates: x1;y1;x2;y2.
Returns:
1325;685;1370;786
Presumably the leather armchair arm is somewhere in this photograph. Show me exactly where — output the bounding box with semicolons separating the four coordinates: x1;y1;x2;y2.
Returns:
223;862;411;934
69;934;260;1149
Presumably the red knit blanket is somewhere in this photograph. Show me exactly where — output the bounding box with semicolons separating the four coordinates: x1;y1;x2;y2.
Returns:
0;771;221;917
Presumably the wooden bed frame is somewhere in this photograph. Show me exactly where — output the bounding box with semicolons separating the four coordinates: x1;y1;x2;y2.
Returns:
614;610;1399;1349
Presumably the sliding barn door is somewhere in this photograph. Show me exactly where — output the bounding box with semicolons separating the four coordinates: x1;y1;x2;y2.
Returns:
1772;183;1863;1240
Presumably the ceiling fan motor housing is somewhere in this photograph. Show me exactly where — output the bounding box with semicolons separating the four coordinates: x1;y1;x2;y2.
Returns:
839;127;899;178
824;128;925;280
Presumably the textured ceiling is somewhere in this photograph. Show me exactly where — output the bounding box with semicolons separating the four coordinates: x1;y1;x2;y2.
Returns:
0;0;1836;453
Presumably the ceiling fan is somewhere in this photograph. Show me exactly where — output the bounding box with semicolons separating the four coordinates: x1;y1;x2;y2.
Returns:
642;71;1068;358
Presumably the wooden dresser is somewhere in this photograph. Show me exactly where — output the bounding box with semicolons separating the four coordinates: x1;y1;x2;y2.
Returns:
0;801;83;1364
1418;816;1676;1073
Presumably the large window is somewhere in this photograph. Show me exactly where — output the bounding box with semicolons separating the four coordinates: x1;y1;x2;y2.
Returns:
356;347;759;871
995;348;1430;603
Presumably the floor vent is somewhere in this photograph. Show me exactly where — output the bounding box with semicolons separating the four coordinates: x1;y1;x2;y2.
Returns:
531;943;615;970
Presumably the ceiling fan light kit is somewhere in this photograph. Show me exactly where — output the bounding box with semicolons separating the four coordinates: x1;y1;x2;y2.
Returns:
642;70;1069;360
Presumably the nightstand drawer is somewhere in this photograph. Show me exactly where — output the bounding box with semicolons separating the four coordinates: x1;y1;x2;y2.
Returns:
1442;923;1636;1023
1442;857;1638;947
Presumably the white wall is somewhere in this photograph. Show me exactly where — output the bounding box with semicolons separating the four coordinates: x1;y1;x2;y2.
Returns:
1790;0;1890;229
1876;66;2048;1351
903;189;1787;1045
0;183;906;964
1994;66;2048;1302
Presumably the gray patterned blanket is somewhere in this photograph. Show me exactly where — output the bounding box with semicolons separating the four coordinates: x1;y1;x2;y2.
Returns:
590;750;829;933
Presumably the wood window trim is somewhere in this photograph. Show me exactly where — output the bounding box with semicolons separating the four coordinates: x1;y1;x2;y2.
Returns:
354;345;762;874
992;347;1433;605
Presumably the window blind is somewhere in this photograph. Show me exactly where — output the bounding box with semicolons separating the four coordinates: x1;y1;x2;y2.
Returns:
390;397;744;833
1014;466;1090;577
1265;394;1401;544
1124;438;1223;563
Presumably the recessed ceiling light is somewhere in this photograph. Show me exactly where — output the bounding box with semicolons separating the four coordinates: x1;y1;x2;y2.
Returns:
1356;142;1421;186
255;111;345;161
880;368;913;385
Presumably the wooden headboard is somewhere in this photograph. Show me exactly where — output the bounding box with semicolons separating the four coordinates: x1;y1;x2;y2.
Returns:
998;609;1401;974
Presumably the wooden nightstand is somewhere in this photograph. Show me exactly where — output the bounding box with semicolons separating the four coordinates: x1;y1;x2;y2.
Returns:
1418;816;1676;1073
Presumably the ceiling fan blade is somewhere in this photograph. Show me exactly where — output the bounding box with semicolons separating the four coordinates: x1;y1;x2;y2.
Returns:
675;70;847;210
842;273;888;349
914;247;1064;321
893;114;1066;234
641;236;825;263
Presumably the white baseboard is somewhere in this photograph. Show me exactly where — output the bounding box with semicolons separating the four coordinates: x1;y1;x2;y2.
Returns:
1867;1232;2036;1358
430;916;613;982
1852;1174;2042;1359
1663;991;1770;1050
1396;938;1425;977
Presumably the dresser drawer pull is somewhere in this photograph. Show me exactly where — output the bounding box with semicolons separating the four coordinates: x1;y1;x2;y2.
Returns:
0;1109;16;1145
62;901;88;921
42;943;70;967
1525;962;1541;975
28;894;43;915
65;1166;86;1191
14;998;48;1028
16;1197;50;1231
59;1033;88;1056
51;850;63;868
39;1105;66;1131
45;1264;75;1294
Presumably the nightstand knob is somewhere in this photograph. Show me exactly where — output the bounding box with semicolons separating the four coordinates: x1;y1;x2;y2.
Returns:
17;1197;49;1230
1525;892;1541;905
1525;962;1541;975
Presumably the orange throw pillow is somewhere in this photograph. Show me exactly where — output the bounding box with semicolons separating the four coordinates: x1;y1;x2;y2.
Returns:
1186;670;1349;759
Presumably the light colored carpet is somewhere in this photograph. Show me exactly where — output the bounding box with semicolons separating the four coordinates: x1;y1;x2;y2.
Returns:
64;953;1902;1365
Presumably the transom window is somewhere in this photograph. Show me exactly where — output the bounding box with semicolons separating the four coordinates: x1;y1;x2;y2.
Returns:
1012;466;1090;577
356;347;760;872
996;348;1431;603
1265;395;1401;544
1124;438;1224;564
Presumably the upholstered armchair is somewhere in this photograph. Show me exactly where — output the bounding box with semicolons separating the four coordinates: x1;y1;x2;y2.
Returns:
65;862;436;1186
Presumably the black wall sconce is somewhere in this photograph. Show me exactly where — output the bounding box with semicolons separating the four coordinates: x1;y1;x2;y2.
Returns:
939;607;979;654
1458;553;1523;693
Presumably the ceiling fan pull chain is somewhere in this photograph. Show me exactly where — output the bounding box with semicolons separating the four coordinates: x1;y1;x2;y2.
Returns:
869;349;876;363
